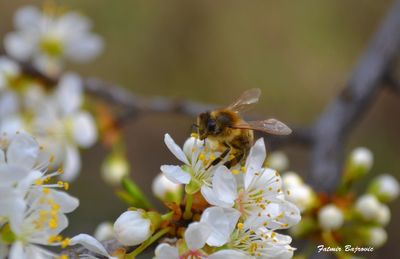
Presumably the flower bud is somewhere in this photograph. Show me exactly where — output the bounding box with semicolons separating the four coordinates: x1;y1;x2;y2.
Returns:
285;184;316;212
368;174;399;203
375;204;390;226
113;210;153;246
282;172;303;187
318;204;344;230
366;227;387;247
101;152;130;186
152;173;182;203
344;147;373;181
355;194;380;220
266;151;289;172
94;222;114;241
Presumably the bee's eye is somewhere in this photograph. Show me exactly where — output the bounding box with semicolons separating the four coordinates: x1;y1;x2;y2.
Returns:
207;120;216;132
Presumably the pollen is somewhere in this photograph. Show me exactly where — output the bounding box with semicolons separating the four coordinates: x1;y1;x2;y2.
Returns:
49;218;58;229
237;222;244;230
232;169;240;175
61;238;71;248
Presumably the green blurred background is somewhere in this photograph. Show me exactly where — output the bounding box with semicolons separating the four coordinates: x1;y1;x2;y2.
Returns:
1;0;399;258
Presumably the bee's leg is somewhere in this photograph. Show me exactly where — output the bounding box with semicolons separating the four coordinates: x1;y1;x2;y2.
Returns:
224;150;244;168
206;145;231;169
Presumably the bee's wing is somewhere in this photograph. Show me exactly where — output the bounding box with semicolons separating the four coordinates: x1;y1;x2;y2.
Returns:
226;88;261;113
232;119;292;135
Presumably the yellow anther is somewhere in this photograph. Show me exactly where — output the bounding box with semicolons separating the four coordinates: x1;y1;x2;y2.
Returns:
237;222;244;230
35;179;44;185
43;188;50;194
52;204;60;211
63;182;69;190
57;168;64;174
241;166;246;173
49;218;58;229
232;169;240;175
191;133;199;138
58;255;69;259
198;153;206;161
49;155;55;163
61;238;71;248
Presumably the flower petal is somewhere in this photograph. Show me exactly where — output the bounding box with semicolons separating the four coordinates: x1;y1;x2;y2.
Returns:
7;133;39;169
160;165;191;184
71;112;98;148
155;243;179;259
164;134;189;164
185;222;212;250
201;207;240;247
60;145;81;182
70;234;116;259
209;249;248;259
55;73;82;115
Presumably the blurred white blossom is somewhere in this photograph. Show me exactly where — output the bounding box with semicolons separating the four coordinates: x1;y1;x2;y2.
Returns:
318;204;344;231
368;174;399;202
4;5;103;76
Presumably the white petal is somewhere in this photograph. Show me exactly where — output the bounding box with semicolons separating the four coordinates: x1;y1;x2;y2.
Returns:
9;241;25;259
200;166;237;208
212;166;238;205
201;207;240;247
7;133;39;169
155;244;179;259
60;145;81;181
0;164;28;185
14;5;41;30
185;222;212;250
164;134;189;164
244;138;266;189
71;112;98;148
70;234;116;259
49;189;80;213
209;250;248;259
66;34;103;63
4;33;35;61
55;73;83;115
160;165;191;184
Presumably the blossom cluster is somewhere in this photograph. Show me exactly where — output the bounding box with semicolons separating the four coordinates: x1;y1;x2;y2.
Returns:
0;5;101;182
146;134;301;258
282;147;399;257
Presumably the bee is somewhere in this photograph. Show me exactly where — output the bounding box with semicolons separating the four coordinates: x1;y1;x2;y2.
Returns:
195;88;291;168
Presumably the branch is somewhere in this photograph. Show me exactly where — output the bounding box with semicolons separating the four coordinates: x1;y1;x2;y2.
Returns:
308;0;400;192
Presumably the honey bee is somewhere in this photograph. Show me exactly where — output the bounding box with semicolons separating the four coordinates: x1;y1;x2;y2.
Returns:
195;88;291;168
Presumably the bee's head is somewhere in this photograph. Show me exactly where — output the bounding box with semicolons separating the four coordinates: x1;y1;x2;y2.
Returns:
197;111;218;140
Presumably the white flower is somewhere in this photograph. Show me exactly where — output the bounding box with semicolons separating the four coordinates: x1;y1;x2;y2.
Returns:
355;194;381;220
94;222;115;242
4;5;103;75
369;174;399;202
101;152;130;186
113;210;152;246
201;139;300;230
0;132;79;259
266;151;289;172
33;73;98;181
350;147;373;171
160;134;222;194
318;204;344;230
152;173;182;200
366;227;387;247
